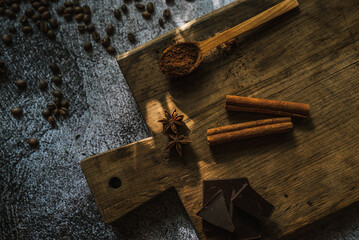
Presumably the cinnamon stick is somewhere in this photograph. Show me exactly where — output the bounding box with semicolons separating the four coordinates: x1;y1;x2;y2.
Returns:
225;95;310;118
207;118;293;146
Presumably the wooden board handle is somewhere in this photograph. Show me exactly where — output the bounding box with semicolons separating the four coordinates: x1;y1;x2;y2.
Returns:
199;0;299;54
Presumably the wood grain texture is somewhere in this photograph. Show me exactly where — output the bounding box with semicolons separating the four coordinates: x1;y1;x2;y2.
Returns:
82;0;359;239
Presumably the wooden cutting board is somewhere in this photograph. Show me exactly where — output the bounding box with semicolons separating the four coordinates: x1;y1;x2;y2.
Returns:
81;0;359;239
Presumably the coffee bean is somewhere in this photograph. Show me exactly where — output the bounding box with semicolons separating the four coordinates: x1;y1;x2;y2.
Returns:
19;15;27;25
101;36;110;47
51;75;62;85
53;108;59;116
83;14;91;24
59;107;68;116
54;97;61;107
86;23;95;32
8;25;16;33
75;13;83;22
39;21;49;33
114;9;121;20
11;3;19;13
106;46;116;55
47;116;56;126
74;6;82;14
64;7;73;15
49;18;58;28
49;63;60;74
106;24;114;36
64;13;72;21
25;8;34;17
2;34;12;45
39;80;47;90
64;1;73;7
82;5;90;14
37;6;46;13
40;0;49;6
32;2;41;9
22;26;33;34
28;138;39;148
35;20;42;28
84;42;92;51
5;9;15;19
147;2;154;14
78;24;85;33
142;11;151;19
53;90;63;98
47;103;56;112
31;14;41;22
15;79;26;89
11;107;22;117
163;9;170;19
158;17;164;27
72;0;79;6
41;11;50;20
42;109;50;118
135;3;145;10
128;32;135;43
121;4;127;13
47;29;55;39
91;31;100;42
56;6;65;15
61;100;69;108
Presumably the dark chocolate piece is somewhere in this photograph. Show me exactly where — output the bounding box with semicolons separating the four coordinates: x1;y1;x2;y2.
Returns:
231;183;275;225
197;190;235;232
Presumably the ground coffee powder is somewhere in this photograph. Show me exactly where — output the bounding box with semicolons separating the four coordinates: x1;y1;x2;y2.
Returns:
159;44;199;78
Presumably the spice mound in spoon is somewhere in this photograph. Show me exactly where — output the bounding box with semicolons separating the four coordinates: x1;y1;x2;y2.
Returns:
159;42;200;78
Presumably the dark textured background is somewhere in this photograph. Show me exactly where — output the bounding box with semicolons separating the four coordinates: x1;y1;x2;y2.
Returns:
1;0;358;239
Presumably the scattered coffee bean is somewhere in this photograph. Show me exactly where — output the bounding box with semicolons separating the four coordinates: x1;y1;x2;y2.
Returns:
32;2;41;9
64;1;73;8
49;63;60;74
47;116;56;126
64;13;72;21
53;90;63;98
15;79;26;89
114;9;121;20
2;34;12;45
25;8;34;17
51;75;62;85
142;11;151;19
39;80;48;90
19;15;28;25
83;14;91;24
42;109;50;118
36;20;42;28
147;2;154;14
23;26;33;34
41;11;50;20
135;3;145;10
39;21;49;33
56;6;65;15
47;103;56;112
49;18;58;28
163;9;170;19
101;36;110;47
5;9;15;19
53;108;59;116
31;14;41;22
121;4;128;13
8;25;16;33
106;46;116;55
11;107;22;117
59;107;68;116
54;97;61;107
92;31;100;42
75;13;83;22
86;23;95;32
72;0;80;6
158;17;164;27
78;24;86;33
41;0;49;6
128;32;135;43
47;29;55;39
106;24;114;36
84;42;92;51
38;6;47;13
11;3;19;13
61;100;69;108
64;7;73;15
28;138;39;148
82;5;91;14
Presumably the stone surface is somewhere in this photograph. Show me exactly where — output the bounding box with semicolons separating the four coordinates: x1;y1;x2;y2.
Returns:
0;0;358;239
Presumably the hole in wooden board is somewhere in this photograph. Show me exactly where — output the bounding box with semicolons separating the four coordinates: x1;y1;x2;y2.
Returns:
109;177;122;189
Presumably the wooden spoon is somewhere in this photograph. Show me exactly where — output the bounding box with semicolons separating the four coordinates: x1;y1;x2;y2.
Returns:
159;0;299;78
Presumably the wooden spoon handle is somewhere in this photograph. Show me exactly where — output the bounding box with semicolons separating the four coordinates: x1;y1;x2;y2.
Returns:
199;0;299;54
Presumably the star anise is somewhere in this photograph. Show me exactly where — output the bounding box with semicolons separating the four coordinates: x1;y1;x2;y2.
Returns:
158;109;184;134
165;134;191;157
